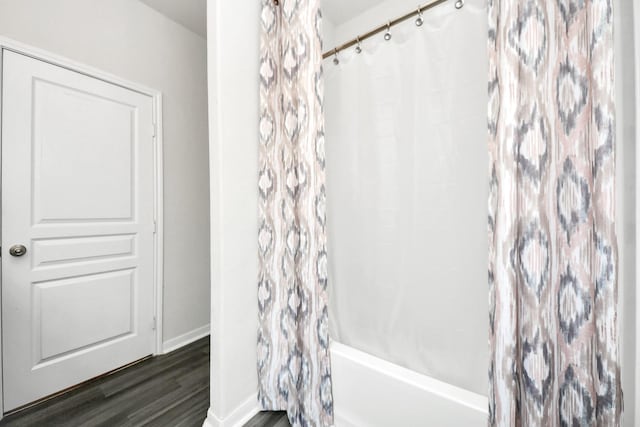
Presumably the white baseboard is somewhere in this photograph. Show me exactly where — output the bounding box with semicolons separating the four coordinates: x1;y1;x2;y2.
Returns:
161;324;210;354
202;394;260;427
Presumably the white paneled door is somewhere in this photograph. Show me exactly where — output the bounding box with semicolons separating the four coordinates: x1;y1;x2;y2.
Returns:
1;50;156;411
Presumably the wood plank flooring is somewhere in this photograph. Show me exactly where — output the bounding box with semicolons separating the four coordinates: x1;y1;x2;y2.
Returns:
0;337;291;427
243;411;290;427
0;337;210;427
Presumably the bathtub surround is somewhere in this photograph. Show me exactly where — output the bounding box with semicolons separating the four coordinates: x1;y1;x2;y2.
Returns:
257;0;334;426
488;0;622;425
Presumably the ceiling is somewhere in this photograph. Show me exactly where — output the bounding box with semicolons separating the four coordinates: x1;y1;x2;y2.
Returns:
140;0;207;37
323;0;386;25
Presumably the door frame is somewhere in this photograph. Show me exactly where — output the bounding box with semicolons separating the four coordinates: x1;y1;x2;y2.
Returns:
0;37;164;418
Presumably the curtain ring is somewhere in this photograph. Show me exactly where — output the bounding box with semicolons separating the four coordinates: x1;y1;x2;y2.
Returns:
415;7;424;26
455;0;464;9
273;0;279;5
384;22;392;41
333;48;340;65
355;37;362;54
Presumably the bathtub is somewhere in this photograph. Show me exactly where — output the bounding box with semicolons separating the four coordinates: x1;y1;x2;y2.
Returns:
330;342;488;427
216;342;488;427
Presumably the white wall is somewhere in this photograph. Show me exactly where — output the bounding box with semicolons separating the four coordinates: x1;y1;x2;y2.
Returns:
633;0;640;422
616;2;637;426
205;0;260;425
0;0;211;344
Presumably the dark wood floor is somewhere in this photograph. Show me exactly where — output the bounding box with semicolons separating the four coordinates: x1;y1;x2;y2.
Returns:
0;337;292;427
0;337;210;427
243;411;290;427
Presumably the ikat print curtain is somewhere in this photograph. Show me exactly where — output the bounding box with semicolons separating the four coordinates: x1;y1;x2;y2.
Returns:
488;0;622;425
257;0;333;426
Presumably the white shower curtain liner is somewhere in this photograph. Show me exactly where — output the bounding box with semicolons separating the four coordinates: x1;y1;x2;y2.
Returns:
324;0;489;396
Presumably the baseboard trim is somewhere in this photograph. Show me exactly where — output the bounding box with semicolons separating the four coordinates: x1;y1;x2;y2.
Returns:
161;324;210;354
202;394;260;427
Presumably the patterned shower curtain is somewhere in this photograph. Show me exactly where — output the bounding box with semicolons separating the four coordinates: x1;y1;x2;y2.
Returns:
488;0;622;425
257;0;333;426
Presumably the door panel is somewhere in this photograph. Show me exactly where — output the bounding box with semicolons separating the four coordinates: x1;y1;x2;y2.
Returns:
36;269;134;361
33;78;135;222
32;234;136;268
1;50;156;411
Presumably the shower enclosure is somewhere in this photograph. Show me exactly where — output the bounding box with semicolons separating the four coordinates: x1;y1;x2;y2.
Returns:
321;0;637;425
323;0;488;424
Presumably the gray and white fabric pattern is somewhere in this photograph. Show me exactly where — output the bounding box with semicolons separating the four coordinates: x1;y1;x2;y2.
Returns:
257;0;334;426
488;0;622;425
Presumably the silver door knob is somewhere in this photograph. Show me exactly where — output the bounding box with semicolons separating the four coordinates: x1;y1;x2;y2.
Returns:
9;245;27;257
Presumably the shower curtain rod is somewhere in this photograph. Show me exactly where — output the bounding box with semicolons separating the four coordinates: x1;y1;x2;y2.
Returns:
321;0;454;60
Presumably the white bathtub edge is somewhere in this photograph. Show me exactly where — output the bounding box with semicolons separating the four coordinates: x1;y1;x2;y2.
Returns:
330;342;488;426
